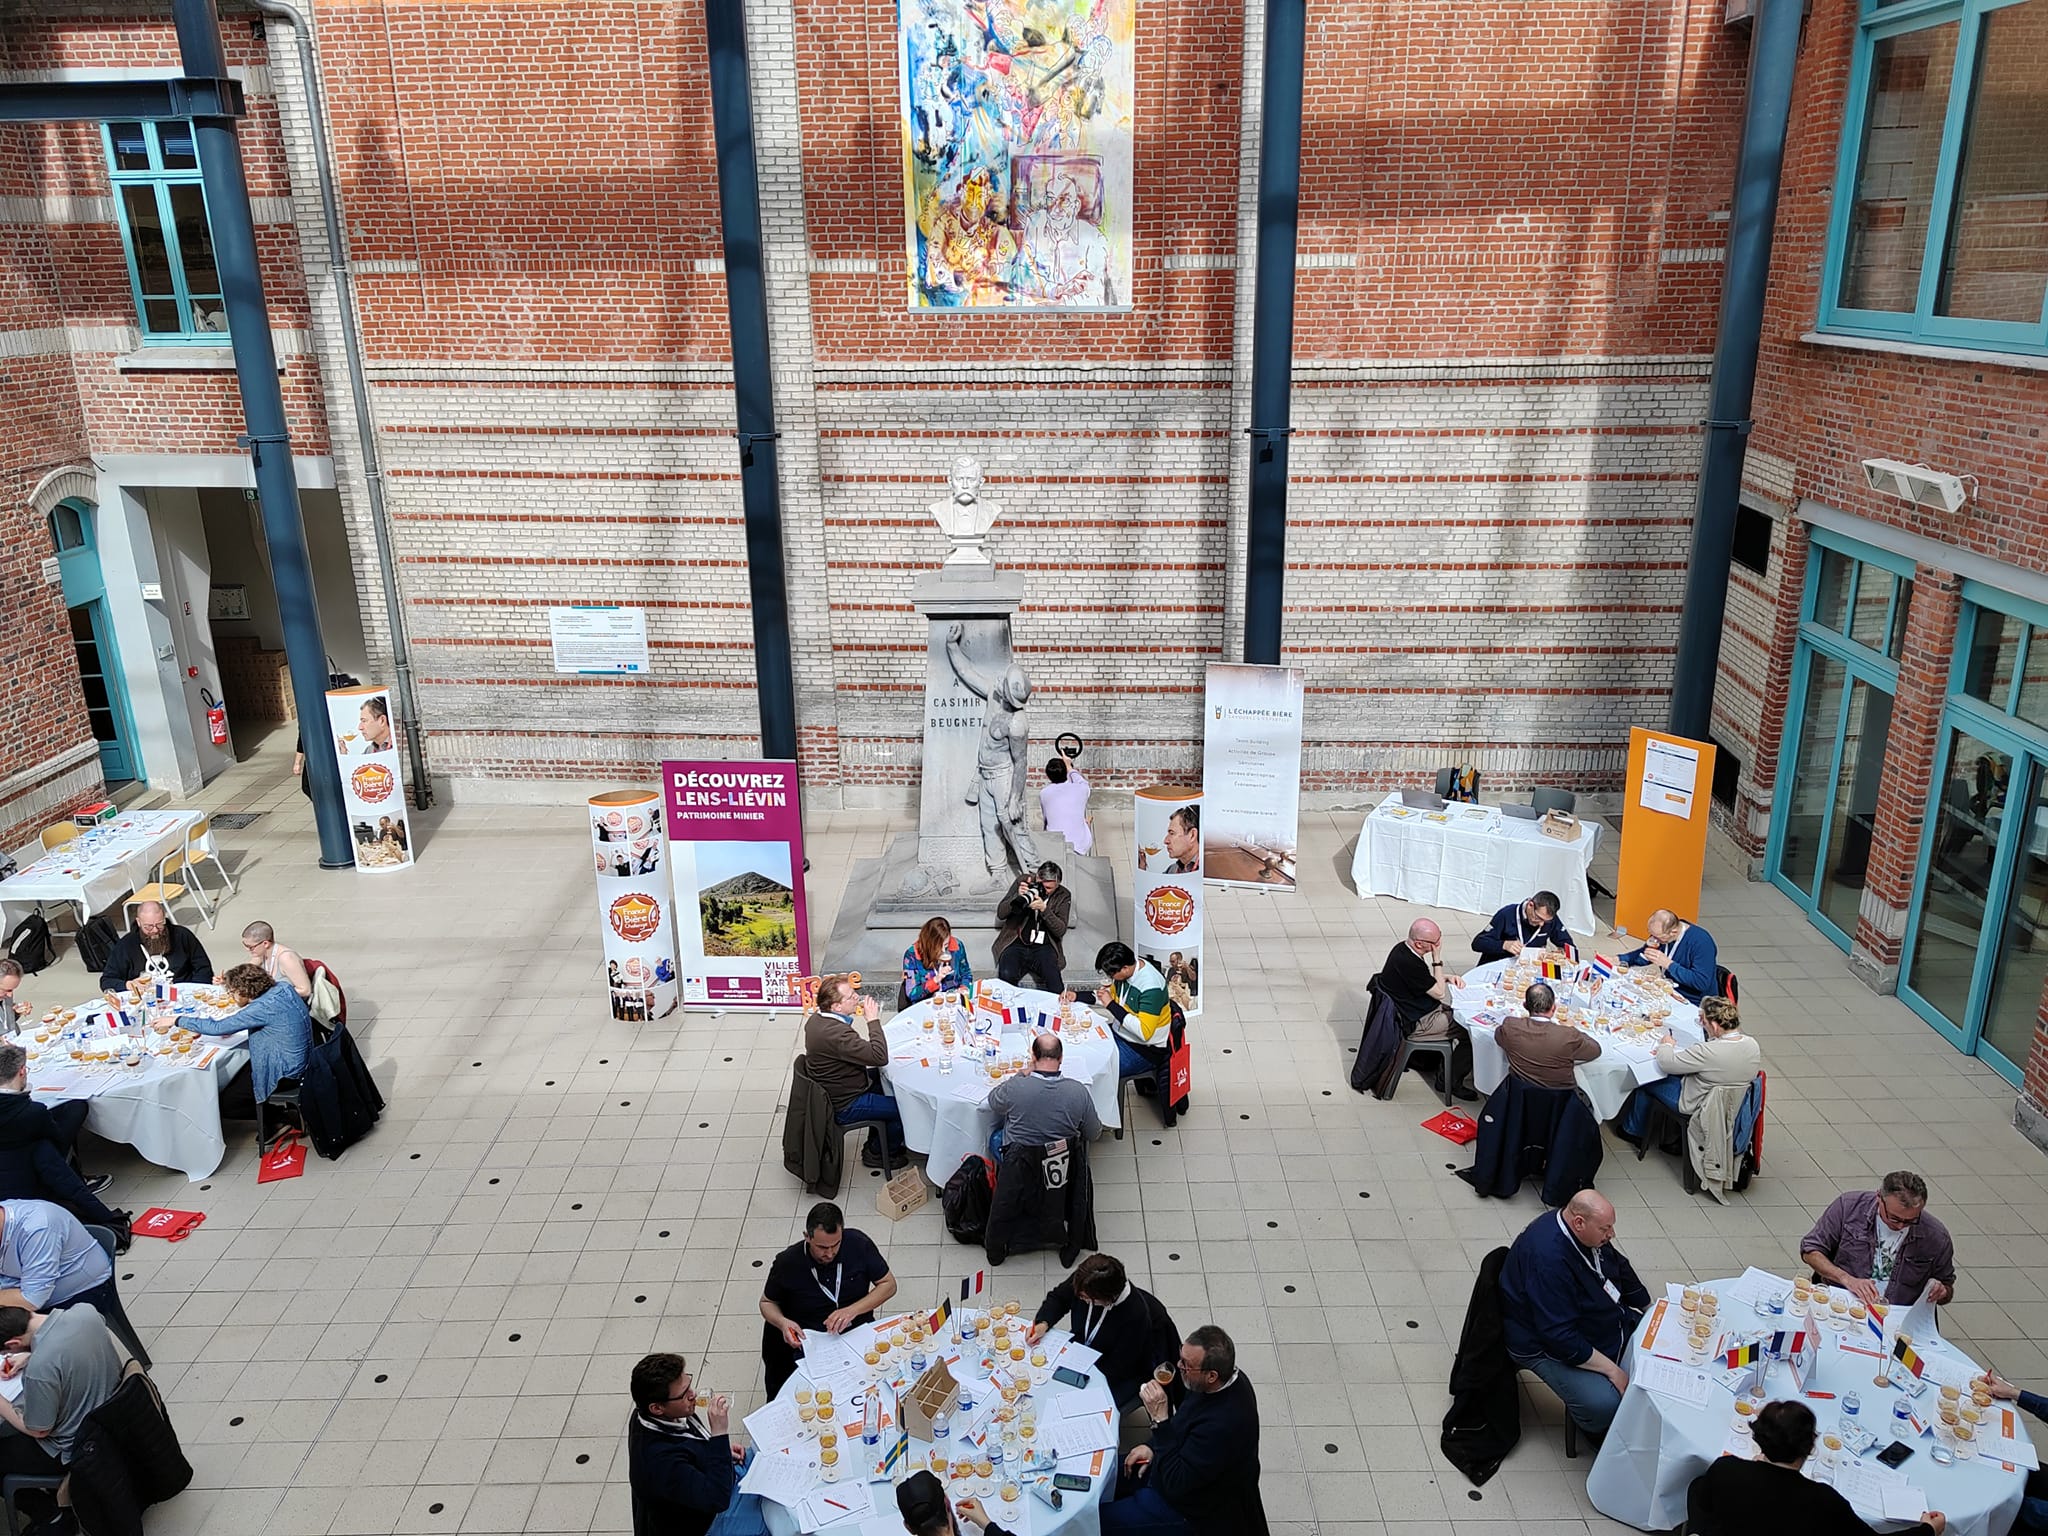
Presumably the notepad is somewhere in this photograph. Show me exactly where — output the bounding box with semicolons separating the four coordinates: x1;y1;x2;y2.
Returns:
1633;1355;1713;1409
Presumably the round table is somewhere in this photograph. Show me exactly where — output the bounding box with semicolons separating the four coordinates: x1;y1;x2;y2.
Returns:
10;987;250;1180
1451;957;1703;1121
757;1310;1120;1535
882;985;1121;1180
1586;1275;2030;1536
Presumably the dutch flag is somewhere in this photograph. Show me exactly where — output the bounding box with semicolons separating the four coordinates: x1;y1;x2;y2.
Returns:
1590;954;1617;979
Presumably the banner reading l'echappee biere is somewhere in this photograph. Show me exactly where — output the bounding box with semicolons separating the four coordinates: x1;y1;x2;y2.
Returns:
325;683;414;872
1133;785;1202;1018
590;790;680;1021
1202;662;1305;890
663;760;810;1009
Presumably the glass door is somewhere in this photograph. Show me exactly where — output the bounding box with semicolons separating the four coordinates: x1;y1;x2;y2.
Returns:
1769;654;1896;948
1902;730;2012;1045
1976;762;2048;1080
69;602;136;784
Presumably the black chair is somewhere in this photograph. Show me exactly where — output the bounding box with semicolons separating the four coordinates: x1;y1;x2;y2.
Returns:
1459;1077;1603;1208
1633;1073;1764;1195
1435;767;1458;799
82;1225;150;1370
1500;802;1541;823
984;1136;1093;1267
1380;1036;1455;1107
1531;787;1577;816
1713;964;1740;1003
0;1469;64;1536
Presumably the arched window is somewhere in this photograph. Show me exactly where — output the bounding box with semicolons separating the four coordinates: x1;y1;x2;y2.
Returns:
47;499;92;553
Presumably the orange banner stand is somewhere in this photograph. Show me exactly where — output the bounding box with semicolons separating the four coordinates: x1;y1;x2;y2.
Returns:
1614;726;1717;940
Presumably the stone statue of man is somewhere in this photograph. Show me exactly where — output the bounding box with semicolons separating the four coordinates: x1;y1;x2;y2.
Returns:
945;621;1040;877
929;457;1000;571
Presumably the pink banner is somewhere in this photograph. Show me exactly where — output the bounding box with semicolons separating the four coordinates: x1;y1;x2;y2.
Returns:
662;760;810;1008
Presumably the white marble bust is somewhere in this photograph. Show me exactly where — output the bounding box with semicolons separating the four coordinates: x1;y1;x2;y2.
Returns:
929;456;1000;569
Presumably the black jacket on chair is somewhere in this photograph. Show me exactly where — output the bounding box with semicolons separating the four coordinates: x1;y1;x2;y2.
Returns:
1143;1373;1269;1536
1464;1076;1603;1208
1351;976;1406;1096
66;1367;191;1536
299;1021;384;1160
1441;1245;1520;1485
781;1056;844;1198
985;1136;1094;1265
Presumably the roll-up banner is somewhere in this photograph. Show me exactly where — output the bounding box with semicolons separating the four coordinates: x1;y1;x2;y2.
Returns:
590;789;681;1021
663;760;811;1009
325;684;414;872
1133;784;1203;1018
1202;662;1305;890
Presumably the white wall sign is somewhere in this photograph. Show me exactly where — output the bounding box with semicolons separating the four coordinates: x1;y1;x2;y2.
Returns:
1640;739;1701;818
550;605;650;675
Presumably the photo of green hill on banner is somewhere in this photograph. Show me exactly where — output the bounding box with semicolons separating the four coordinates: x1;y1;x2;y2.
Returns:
663;760;811;1009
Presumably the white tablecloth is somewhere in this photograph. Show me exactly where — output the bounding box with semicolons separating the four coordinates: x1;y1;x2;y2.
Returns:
883;985;1120;1182
0;811;203;928
1451;958;1701;1121
759;1314;1119;1536
14;989;248;1179
1349;795;1603;934
1587;1273;2029;1536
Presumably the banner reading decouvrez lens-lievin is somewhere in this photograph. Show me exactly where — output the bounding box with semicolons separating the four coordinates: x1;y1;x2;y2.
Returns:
1202;662;1305;890
663;760;810;1009
1133;785;1202;1018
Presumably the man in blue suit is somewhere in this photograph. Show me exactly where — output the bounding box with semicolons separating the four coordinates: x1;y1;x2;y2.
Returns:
1619;908;1718;1004
1470;892;1573;966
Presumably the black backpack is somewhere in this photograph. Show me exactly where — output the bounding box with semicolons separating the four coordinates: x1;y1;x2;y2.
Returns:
4;913;56;975
76;915;120;976
298;1021;385;1159
941;1154;995;1243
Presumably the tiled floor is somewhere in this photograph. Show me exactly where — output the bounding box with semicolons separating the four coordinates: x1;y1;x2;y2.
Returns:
67;731;2048;1535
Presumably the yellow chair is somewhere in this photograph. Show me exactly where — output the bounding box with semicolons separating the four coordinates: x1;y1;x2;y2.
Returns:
126;847;210;930
39;823;79;852
180;816;236;914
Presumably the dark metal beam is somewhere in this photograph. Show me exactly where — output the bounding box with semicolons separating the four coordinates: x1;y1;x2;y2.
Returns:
1668;0;1803;741
702;0;800;763
1241;0;1307;667
0;77;244;124
172;0;354;867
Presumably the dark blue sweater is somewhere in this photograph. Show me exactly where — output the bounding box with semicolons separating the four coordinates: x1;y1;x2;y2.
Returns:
1620;922;1718;1004
627;1413;733;1536
1471;902;1575;964
1499;1211;1649;1368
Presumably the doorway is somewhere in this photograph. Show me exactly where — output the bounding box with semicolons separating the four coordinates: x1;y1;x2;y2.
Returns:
48;498;141;785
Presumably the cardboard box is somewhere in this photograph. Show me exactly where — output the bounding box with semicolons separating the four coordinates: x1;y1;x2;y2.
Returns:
899;1358;959;1441
1539;809;1582;842
876;1166;928;1222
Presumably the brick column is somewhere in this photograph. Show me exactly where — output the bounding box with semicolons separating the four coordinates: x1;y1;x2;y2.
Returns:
1726;514;1810;869
2020;981;2048;1155
1849;565;1961;992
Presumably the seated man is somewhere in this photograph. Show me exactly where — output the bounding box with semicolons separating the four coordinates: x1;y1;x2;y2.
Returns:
227;921;313;1000
1688;1400;1945;1536
1069;943;1173;1083
98;900;212;992
1039;755;1093;857
993;863;1072;993
1800;1170;1956;1306
0;1302;127;1484
625;1351;766;1536
0;1200;117;1323
0;962;28;1030
1028;1253;1182;1413
802;974;903;1169
1986;1372;2048;1533
1471;891;1573;966
1617;907;1718;1005
194;965;312;1122
986;1033;1100;1159
1498;1190;1649;1439
0;1046;123;1234
1103;1324;1265;1536
1377;919;1476;1100
1496;982;1599;1090
1619;996;1759;1141
757;1202;897;1397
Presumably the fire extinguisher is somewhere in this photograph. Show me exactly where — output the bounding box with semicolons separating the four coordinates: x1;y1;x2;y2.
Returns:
201;688;229;747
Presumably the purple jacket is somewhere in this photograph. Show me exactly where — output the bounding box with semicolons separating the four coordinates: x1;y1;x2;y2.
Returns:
1799;1190;1956;1305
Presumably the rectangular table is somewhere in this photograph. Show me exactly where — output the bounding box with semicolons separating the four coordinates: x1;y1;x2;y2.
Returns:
0;810;203;930
1350;794;1603;934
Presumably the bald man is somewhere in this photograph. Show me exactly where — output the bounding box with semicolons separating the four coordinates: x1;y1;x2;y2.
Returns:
97;900;212;993
1499;1191;1650;1438
1619;907;1718;1005
1376;919;1476;1100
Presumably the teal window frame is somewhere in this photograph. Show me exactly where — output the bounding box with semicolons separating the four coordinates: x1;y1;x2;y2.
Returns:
1817;0;2047;358
103;119;229;345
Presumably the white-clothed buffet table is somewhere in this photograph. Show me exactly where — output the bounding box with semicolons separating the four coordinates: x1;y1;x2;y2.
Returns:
12;983;249;1179
0;810;203;930
1588;1269;2031;1536
1349;795;1603;934
1450;956;1701;1121
883;983;1120;1179
755;1305;1120;1535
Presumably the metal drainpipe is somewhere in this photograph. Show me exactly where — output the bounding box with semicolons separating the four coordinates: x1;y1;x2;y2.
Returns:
253;0;433;809
1666;0;1804;742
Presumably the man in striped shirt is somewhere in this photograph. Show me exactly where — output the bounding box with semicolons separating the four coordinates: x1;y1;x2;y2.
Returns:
1067;942;1172;1080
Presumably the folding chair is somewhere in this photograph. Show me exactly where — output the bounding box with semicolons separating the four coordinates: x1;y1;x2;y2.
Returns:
179;816;237;914
125;846;210;930
37;823;79;852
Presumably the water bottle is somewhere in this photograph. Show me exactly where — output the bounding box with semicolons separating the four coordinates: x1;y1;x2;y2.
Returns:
989;1439;1006;1481
863;1392;882;1448
932;1409;951;1461
938;1037;953;1076
1843;1391;1861;1417
1892;1397;1914;1432
911;1341;928;1376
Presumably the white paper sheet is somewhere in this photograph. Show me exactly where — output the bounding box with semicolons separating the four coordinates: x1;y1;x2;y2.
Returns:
797;1480;875;1528
1725;1268;1795;1311
737;1447;819;1508
743;1397;803;1452
1641;740;1699;818
1633;1356;1714;1409
0;1371;20;1403
1831;1459;1912;1522
1047;1409;1117;1459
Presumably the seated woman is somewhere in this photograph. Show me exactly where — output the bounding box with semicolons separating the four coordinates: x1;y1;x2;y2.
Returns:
1620;997;1759;1141
221;921;313;1000
899;917;972;1010
195;964;313;1119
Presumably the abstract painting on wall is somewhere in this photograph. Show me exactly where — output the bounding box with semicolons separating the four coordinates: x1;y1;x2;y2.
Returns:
897;0;1134;311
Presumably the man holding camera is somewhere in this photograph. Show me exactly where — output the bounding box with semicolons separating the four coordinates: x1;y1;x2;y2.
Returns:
994;861;1072;993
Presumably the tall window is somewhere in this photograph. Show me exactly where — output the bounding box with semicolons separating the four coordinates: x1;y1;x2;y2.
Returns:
104;120;228;343
1822;0;2048;356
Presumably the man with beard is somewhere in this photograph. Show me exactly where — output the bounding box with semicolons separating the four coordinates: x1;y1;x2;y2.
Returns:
1022;174;1109;305
98;901;212;993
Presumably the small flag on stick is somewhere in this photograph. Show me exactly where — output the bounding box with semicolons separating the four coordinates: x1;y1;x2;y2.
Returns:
959;1271;986;1302
1892;1336;1926;1379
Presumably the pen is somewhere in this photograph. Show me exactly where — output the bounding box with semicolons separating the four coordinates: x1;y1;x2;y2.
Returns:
1807;1391;1836;1400
824;1497;849;1511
